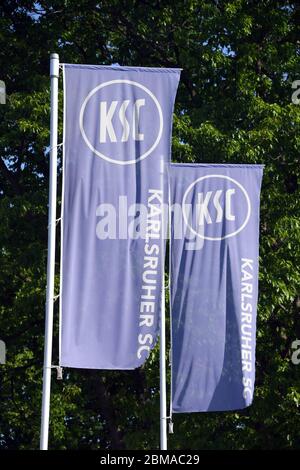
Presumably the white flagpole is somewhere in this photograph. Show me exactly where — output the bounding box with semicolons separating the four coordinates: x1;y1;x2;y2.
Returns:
160;160;167;450
40;53;59;450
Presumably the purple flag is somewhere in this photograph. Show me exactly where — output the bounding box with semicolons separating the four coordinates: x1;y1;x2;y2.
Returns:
60;64;180;369
170;164;263;412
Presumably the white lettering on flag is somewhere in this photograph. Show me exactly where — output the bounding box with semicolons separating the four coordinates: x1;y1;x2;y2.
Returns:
240;257;254;400
137;189;162;360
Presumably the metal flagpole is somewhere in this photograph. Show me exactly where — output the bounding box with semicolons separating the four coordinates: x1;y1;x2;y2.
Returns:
160;160;167;450
40;53;59;450
167;166;174;435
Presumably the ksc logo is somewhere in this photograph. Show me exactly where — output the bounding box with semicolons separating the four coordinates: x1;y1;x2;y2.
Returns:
79;80;163;165
182;175;251;241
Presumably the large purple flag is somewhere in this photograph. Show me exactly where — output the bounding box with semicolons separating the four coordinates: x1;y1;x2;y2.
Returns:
170;164;263;412
60;64;180;369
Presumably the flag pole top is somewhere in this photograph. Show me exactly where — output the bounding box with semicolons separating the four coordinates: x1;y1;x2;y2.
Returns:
50;53;59;78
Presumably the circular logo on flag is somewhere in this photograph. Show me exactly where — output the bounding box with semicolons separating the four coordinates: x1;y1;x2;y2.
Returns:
182;174;251;241
79;80;163;165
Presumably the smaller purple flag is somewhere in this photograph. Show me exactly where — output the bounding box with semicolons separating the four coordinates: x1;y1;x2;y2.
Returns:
170;164;263;412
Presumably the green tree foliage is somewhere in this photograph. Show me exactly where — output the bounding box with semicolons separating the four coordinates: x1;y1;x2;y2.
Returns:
0;0;299;449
